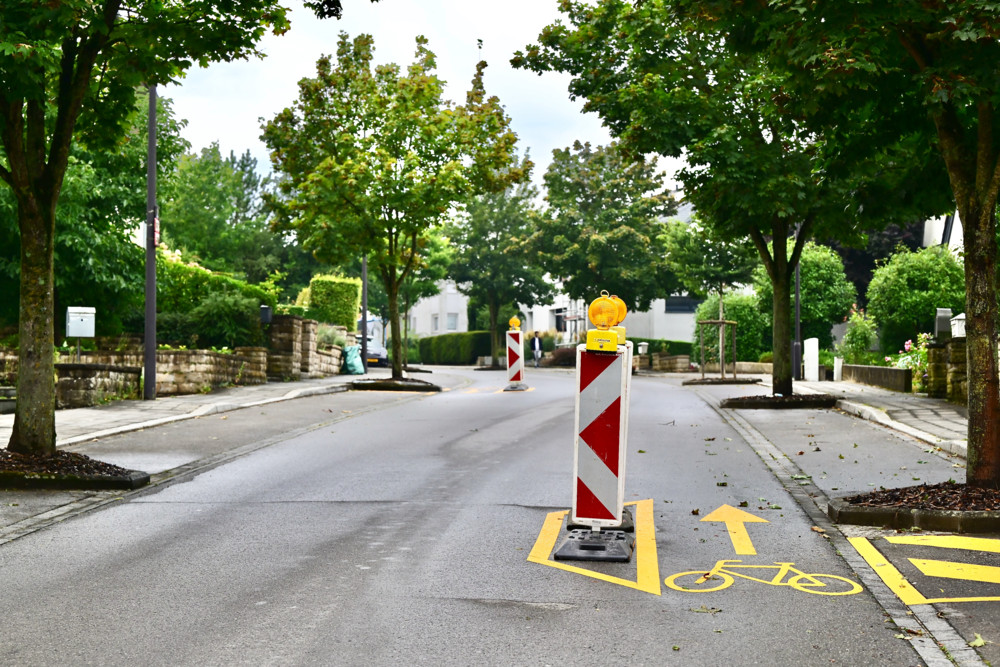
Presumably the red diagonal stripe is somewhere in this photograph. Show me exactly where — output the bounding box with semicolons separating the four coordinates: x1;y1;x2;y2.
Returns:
576;478;615;520
579;350;618;391
579;396;621;475
508;347;520;365
510;332;521;344
511;370;522;382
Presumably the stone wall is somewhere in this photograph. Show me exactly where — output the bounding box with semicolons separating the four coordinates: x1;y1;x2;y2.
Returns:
268;314;303;381
947;337;968;405
926;344;948;398
652;353;692;372
843;364;912;392
55;363;141;408
300;319;319;377
0;349;15;385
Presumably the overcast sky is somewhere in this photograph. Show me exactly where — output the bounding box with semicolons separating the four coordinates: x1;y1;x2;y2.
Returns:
163;0;681;190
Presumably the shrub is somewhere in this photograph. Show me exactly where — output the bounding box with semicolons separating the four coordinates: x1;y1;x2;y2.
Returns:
692;292;769;364
754;242;856;349
758;351;773;363
309;275;362;329
837;308;880;365
629;337;694;356
418;331;492;364
866;245;965;353
549;346;577;367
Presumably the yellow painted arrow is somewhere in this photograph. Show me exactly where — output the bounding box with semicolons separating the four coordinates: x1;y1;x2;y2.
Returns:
702;504;769;555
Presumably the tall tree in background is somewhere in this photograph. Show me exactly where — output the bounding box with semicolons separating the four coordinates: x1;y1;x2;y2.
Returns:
399;228;451;362
532;141;678;311
514;1;948;395
662;216;758;373
263;34;526;380
448;173;553;366
671;1;1000;488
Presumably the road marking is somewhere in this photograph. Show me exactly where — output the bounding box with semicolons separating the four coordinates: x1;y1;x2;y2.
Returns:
527;498;661;595
851;536;1000;605
701;504;769;555
887;534;1000;553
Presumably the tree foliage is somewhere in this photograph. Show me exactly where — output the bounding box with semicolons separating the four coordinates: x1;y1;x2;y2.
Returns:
532;141;678;311
866;246;966;354
262;33;526;379
448;172;552;365
514;0;947;396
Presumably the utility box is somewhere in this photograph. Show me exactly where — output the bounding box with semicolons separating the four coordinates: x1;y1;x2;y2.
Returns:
934;308;953;342
66;307;96;338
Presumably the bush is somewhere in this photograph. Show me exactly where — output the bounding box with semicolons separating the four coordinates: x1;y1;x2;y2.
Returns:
754;242;856;349
758;351;773;363
837;308;880;365
866;245;965;353
308;275;362;330
630;338;693;356
156;252;273;348
418;331;492;364
549;346;577;367
692;292;769;364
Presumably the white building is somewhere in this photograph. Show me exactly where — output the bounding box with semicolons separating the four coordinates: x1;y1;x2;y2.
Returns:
407;280;469;337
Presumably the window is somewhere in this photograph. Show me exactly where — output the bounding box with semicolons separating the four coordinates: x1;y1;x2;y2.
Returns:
432;314;439;331
447;313;458;331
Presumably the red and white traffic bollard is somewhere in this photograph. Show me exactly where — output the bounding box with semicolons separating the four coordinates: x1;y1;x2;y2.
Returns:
504;316;527;392
555;292;634;562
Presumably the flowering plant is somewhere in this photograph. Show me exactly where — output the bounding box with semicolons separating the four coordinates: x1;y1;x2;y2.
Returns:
884;332;932;392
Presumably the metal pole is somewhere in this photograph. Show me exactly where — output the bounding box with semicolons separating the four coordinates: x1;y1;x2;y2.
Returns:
143;85;157;400
361;256;368;373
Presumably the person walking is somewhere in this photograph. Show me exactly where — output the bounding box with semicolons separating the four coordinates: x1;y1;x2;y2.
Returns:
531;332;543;368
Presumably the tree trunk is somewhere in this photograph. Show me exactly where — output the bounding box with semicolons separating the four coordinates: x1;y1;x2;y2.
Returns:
387;275;404;381
488;297;501;369
770;233;793;396
961;202;1000;488
718;286;726;379
8;203;57;455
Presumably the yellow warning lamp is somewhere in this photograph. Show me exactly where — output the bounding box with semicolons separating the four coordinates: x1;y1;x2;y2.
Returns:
609;294;628;344
508;316;521;331
586;291;625;352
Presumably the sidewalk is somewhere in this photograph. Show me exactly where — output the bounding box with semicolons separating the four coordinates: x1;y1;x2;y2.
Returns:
795;379;968;458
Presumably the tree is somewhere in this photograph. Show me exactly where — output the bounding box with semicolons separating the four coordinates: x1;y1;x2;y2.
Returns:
866;246;966;354
399;228;451;362
533;141;678;311
514;1;947;395
0;91;188;334
669;2;1000;487
0;1;354;456
447;174;553;366
262;34;525;380
662;216;758;375
754;242;857;350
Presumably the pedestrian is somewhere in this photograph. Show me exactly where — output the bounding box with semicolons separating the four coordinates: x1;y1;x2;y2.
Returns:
531;332;543;368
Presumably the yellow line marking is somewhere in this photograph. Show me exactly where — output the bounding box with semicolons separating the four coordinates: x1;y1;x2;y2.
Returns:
527;499;661;595
851;537;1000;605
887;535;1000;553
849;537;929;606
701;504;768;555
910;558;1000;584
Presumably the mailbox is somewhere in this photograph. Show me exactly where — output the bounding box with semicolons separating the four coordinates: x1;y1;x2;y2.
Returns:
66;307;96;338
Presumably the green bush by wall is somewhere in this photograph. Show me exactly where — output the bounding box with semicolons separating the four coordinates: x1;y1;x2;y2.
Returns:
418;331;492;365
629;337;692;356
309;275;362;330
156;252;274;348
692;293;769;364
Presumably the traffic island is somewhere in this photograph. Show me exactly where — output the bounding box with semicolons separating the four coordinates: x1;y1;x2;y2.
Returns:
720;394;838;409
0;450;149;490
683;377;762;386
350;378;441;392
827;497;1000;533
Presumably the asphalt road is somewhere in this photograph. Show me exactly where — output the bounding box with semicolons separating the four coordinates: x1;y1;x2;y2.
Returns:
0;368;966;665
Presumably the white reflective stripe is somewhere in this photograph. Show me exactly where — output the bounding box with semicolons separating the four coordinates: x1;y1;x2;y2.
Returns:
577;440;619;514
578;354;622;431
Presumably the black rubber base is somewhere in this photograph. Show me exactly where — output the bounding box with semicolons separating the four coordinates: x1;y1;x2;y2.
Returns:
567;507;635;533
554;529;634;562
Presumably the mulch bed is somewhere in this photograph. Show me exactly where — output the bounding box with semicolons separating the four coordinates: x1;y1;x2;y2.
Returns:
350;378;441;392
720;394;838;409
0;450;149;490
846;481;1000;512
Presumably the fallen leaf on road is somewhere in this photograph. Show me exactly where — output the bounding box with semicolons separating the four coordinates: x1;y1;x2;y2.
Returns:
811;526;826;533
969;633;988;648
689;606;722;615
691;509;700;516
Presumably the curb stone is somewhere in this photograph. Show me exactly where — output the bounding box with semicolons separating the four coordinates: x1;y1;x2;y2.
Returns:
827;497;1000;533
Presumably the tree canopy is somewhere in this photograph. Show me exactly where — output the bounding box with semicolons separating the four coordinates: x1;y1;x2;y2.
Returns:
262;33;526;379
532;141;678;311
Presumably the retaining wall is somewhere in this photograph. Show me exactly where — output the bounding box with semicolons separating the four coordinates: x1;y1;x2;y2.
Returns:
842;364;913;393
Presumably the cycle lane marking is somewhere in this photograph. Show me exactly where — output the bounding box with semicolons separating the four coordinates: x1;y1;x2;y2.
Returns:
850;535;1000;605
700;504;768;555
527;498;661;595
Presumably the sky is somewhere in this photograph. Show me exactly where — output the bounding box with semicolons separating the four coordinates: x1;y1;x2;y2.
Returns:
162;0;682;191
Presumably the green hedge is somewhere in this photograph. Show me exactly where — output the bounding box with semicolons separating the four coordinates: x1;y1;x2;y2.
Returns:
309;275;361;330
155;252;275;348
629;337;692;356
418;331;492;365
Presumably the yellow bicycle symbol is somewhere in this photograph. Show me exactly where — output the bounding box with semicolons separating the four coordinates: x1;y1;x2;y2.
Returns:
665;560;862;596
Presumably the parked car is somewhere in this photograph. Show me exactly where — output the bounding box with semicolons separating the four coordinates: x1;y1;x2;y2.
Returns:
365;336;388;367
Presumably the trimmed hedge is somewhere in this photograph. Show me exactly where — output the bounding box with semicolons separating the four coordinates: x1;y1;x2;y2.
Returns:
309;275;361;330
629;337;692;356
155;253;275;348
418;331;492;365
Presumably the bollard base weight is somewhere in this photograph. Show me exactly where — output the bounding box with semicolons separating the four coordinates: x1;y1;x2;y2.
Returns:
554;529;634;562
503;383;528;392
568;506;634;533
